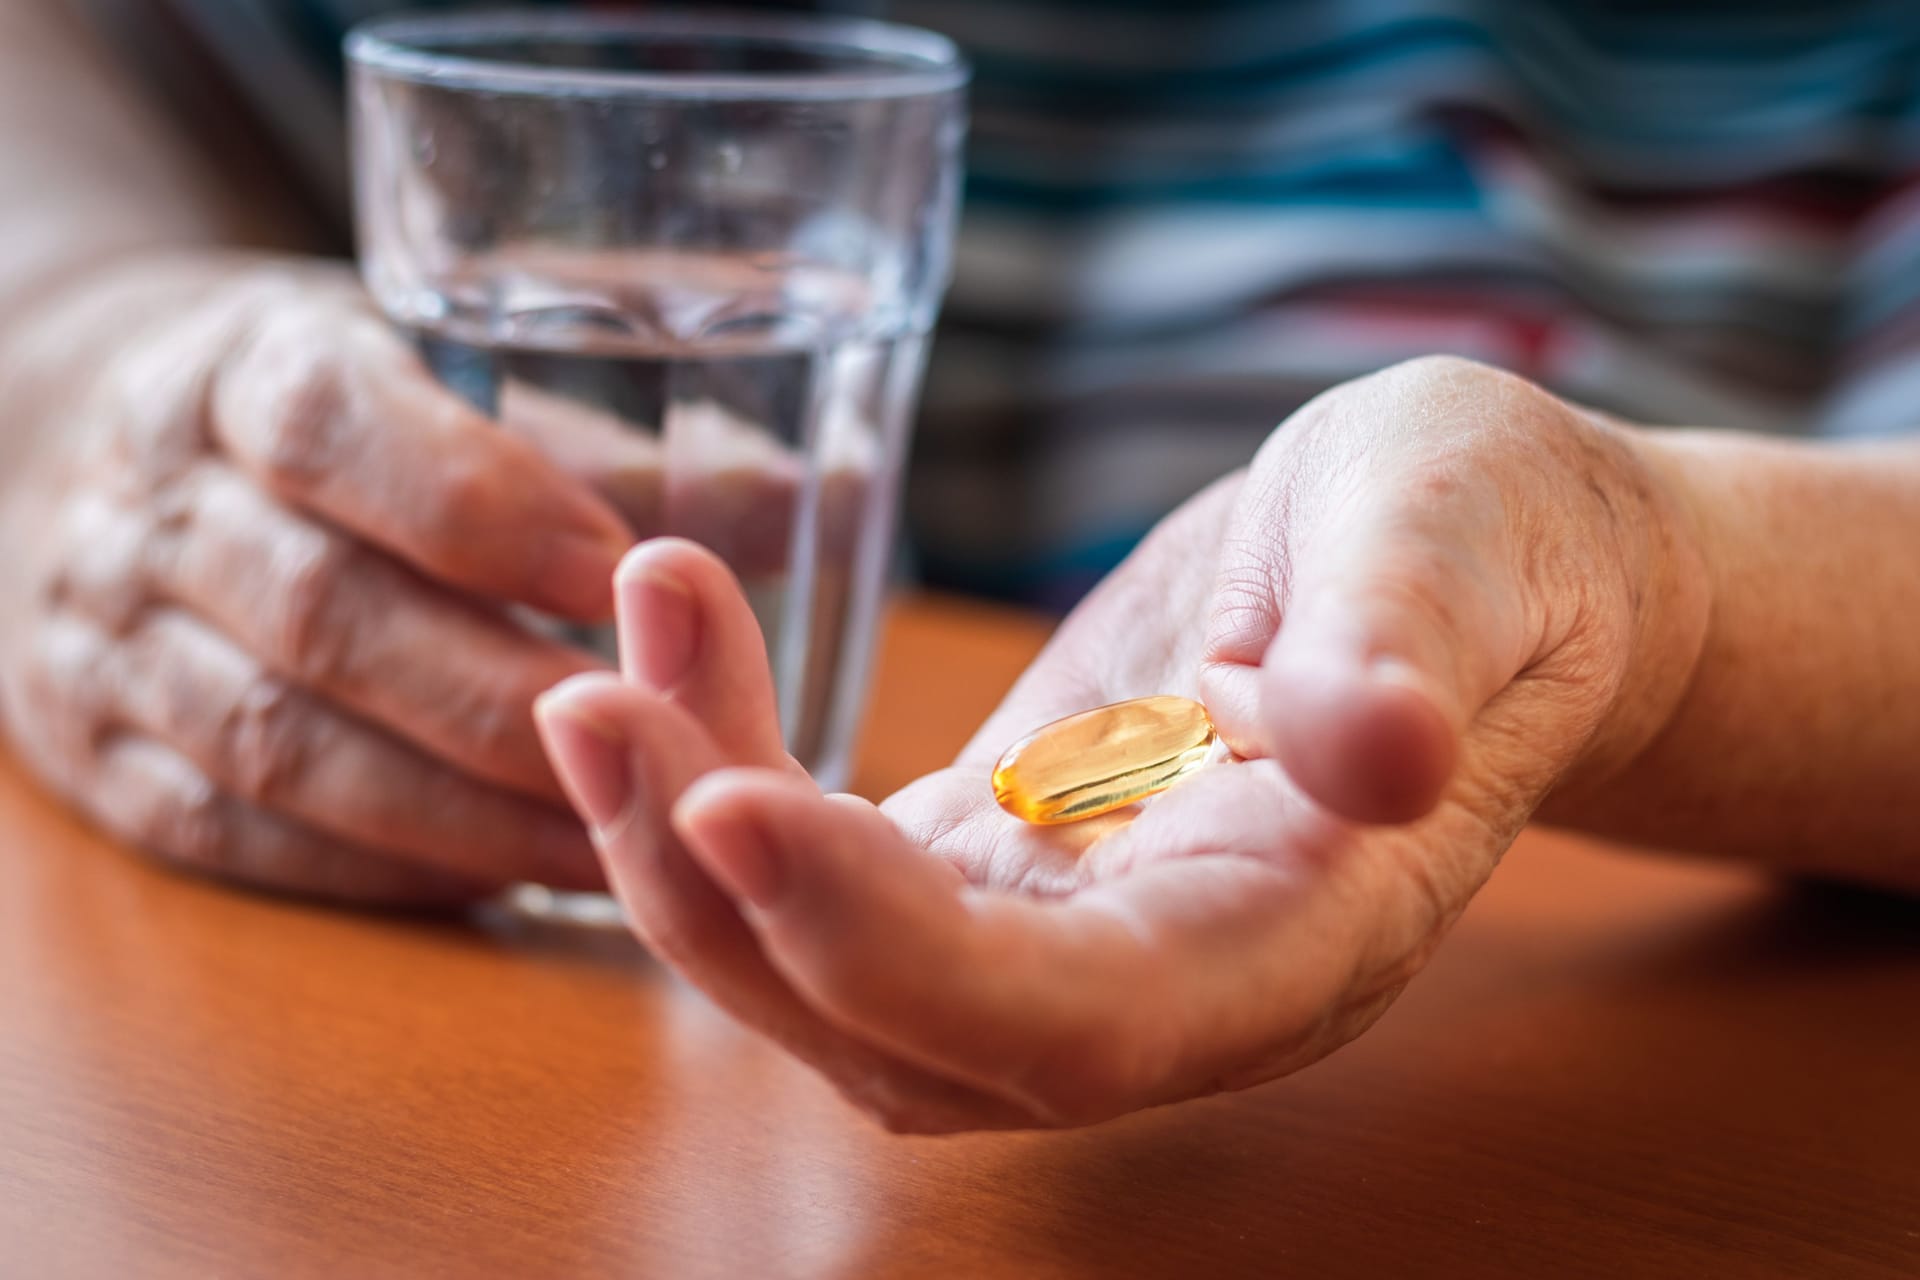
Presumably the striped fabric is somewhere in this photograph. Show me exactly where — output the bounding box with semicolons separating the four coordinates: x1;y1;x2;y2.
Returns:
81;0;1920;606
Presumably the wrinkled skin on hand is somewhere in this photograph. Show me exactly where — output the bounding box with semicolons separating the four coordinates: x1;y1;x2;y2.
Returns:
0;255;642;904
538;356;1711;1132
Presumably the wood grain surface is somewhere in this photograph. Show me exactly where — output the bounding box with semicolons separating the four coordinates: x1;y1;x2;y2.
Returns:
1;595;1916;1279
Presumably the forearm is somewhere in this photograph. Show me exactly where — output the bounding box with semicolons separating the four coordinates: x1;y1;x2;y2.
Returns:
1540;428;1920;889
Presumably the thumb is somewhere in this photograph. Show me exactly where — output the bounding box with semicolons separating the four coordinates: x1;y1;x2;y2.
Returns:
1260;507;1532;825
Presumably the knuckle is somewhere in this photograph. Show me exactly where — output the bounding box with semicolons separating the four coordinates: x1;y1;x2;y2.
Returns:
1353;355;1561;453
222;308;354;493
147;770;233;871
257;364;349;491
264;531;360;683
98;332;230;482
209;676;313;805
48;496;158;630
1384;353;1525;401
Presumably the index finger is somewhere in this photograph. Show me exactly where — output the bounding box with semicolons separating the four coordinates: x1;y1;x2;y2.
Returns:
210;292;632;619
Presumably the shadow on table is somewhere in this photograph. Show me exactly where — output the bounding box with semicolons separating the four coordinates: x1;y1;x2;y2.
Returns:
1584;873;1920;984
820;872;1920;1280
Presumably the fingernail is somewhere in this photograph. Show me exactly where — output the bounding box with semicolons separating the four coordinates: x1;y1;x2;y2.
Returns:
534;693;637;838
618;561;699;690
682;807;783;909
535;531;629;618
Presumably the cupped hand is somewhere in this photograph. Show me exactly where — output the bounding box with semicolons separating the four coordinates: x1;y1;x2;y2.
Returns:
0;253;636;904
537;356;1711;1131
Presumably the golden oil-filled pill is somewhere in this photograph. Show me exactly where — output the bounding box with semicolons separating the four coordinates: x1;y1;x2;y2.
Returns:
992;695;1217;825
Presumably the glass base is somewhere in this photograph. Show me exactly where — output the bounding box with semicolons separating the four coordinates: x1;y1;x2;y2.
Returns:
500;883;630;929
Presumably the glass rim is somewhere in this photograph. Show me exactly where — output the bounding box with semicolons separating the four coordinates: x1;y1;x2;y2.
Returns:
345;8;969;101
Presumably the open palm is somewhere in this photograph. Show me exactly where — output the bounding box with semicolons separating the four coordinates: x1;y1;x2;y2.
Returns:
538;358;1703;1131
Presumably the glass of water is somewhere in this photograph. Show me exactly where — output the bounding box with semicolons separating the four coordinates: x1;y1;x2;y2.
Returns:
347;11;967;791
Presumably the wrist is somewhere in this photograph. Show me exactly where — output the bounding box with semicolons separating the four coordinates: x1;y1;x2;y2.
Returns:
1544;417;1715;803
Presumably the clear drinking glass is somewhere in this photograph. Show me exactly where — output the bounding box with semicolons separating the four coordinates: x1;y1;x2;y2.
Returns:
347;11;967;790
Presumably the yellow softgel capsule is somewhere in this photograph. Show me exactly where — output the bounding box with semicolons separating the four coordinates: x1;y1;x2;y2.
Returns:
991;695;1217;825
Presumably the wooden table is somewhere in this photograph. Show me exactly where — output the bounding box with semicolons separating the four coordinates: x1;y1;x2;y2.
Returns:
2;597;1916;1278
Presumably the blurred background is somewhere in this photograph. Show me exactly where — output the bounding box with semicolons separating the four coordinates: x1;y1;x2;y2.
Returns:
77;0;1920;608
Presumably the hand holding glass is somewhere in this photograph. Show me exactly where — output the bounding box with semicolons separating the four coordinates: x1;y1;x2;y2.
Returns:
349;12;967;788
